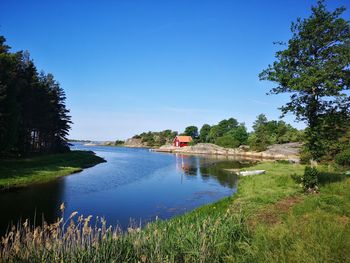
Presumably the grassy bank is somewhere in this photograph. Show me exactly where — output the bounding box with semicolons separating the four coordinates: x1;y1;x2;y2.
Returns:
0;151;105;190
1;162;349;262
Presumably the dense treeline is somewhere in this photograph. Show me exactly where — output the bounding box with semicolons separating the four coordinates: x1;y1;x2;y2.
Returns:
248;114;302;151
133;130;178;147
183;115;302;150
132;115;302;150
0;36;71;157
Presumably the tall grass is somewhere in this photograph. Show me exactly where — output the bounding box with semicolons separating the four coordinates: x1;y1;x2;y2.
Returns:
1;203;250;262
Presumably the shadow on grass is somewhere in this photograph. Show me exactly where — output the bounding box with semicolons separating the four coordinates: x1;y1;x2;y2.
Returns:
318;171;348;186
291;169;348;187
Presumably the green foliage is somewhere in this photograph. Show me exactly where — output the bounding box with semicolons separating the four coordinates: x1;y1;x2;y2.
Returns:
248;114;302;151
0;36;71;157
335;148;350;167
183;125;198;139
114;140;124;145
290;172;303;184
259;1;350;161
217;118;238;136
137;130;178;147
208;125;219;143
252;114;267;131
299;147;313;164
215;135;239;148
197;118;250;148
199;124;211;143
215;124;249;148
226;124;248;145
302;166;319;192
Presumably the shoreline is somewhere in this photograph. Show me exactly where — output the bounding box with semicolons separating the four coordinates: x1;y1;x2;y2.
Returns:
152;143;300;162
0;150;105;191
4;161;349;262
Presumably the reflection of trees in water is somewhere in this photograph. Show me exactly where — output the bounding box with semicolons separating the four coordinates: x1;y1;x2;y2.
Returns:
175;154;253;189
200;165;238;189
175;154;198;176
0;179;65;235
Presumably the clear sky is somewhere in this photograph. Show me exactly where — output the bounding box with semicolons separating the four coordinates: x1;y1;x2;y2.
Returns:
1;0;349;140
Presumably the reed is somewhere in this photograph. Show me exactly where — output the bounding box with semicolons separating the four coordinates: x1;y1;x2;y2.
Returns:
1;202;249;262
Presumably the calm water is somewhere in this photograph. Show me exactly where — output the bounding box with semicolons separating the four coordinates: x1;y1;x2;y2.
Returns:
0;144;251;233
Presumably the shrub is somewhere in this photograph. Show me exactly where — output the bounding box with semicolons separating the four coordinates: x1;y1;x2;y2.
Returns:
299;147;312;164
188;140;196;146
302;166;319;193
290;173;302;184
335;148;350;167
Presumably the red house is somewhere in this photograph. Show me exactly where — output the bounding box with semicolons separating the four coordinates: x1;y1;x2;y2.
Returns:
173;136;193;147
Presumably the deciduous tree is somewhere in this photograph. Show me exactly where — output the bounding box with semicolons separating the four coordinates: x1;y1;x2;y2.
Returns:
259;0;350;160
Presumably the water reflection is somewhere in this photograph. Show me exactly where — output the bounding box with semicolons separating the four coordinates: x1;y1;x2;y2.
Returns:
174;154;252;188
0;179;64;234
0;145;252;234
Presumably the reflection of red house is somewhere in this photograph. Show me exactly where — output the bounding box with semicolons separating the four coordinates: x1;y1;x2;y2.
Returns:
173;136;193;147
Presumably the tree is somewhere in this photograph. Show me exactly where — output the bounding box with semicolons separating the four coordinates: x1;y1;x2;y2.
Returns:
199;124;211;142
217;118;238;136
208;125;220;143
227;124;249;146
135;130;178;147
259;1;350;160
0;41;22;155
249;114;302;151
252;114;268;131
183;126;198;139
0;35;72;157
44;73;72;152
215;135;239;148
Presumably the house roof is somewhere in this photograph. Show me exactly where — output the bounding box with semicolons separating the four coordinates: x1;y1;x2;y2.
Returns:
174;136;193;143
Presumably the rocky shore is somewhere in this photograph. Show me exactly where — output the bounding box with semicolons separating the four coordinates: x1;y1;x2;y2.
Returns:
152;142;301;162
123;138;149;148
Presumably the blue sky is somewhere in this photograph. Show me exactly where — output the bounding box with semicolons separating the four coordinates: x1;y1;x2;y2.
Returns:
1;0;349;140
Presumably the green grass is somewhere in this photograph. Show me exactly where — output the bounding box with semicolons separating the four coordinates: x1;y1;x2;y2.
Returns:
1;161;349;262
0;151;105;190
248;168;350;263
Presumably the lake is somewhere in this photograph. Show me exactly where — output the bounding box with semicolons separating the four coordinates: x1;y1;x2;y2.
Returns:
0;144;251;233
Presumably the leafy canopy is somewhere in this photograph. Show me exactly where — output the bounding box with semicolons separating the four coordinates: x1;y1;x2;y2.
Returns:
259;0;350;160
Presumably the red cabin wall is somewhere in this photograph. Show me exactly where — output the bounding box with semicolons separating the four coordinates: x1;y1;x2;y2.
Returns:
173;139;189;147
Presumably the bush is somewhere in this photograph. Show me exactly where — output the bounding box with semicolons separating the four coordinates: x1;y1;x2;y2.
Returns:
335;148;350;166
188;140;196;146
290;173;302;184
302;166;319;193
299;147;312;164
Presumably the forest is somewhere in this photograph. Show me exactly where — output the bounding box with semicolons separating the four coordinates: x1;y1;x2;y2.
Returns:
0;36;71;157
